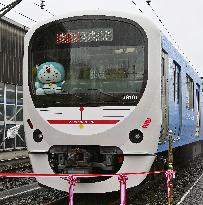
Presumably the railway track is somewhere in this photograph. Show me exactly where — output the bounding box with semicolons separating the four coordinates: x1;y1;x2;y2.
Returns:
45;197;67;205
47;155;203;205
0;182;66;205
0;183;40;200
0;156;31;172
0;155;202;204
0;156;29;166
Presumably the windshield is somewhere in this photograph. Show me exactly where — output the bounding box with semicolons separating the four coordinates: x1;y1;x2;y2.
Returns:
28;16;148;107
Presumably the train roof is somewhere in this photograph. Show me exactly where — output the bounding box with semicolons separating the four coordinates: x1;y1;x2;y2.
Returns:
0;16;29;31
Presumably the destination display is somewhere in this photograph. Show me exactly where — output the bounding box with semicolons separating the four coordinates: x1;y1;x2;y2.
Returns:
56;28;113;44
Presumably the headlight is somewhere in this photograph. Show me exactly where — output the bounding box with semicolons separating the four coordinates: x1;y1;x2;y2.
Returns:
129;129;143;143
33;129;43;142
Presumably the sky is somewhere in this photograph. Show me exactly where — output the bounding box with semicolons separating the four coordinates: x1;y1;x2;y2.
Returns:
1;0;203;76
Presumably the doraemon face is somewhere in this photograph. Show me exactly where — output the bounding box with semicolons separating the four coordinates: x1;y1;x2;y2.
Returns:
37;62;65;83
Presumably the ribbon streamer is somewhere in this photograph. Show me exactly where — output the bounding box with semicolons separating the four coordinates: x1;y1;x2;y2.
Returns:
118;174;128;205
0;169;176;205
165;169;176;198
67;175;77;205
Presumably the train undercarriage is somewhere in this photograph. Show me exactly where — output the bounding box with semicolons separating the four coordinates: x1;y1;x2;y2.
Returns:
48;145;124;182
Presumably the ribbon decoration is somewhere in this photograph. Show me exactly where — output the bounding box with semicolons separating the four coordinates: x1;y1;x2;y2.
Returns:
165;169;176;199
0;169;176;205
118;174;128;205
67;175;77;205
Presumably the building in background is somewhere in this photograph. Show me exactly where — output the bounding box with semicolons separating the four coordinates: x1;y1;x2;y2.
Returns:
0;16;28;150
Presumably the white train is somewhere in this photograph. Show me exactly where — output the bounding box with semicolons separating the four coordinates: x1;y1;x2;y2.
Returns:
23;10;163;193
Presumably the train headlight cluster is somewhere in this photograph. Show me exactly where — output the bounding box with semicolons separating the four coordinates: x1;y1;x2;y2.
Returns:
33;129;43;142
129;129;143;143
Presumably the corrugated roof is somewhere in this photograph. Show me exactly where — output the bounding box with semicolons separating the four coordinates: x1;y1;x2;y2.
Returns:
0;15;29;31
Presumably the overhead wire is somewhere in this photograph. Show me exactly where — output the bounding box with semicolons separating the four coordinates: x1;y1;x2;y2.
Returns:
40;0;45;9
0;0;23;18
130;0;196;71
144;1;196;70
0;0;55;24
0;2;37;22
0;2;15;13
33;2;54;16
131;1;143;13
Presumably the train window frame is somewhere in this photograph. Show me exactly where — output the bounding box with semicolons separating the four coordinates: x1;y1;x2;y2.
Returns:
195;83;201;136
0;124;4;150
173;61;181;103
186;74;194;110
0;82;4;103
160;50;169;143
28;15;148;107
0;83;4;122
5;84;16;122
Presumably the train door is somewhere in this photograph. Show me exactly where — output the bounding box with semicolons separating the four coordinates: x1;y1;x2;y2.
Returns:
195;84;200;136
174;62;181;137
160;50;169;142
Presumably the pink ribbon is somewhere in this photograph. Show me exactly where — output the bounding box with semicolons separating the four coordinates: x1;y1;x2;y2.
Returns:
67;175;77;205
118;174;128;205
165;169;176;199
0;169;176;205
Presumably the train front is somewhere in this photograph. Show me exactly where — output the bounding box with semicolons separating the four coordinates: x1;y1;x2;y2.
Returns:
23;11;161;193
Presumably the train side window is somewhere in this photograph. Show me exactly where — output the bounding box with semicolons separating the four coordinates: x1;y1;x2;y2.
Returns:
160;50;168;143
186;74;194;110
195;84;200;136
173;61;181;103
161;56;165;97
0;83;4;122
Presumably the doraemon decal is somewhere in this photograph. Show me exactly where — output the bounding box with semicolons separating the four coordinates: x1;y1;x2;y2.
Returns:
34;62;65;95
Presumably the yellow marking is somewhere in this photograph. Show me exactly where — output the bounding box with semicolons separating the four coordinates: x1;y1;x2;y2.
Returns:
49;82;52;87
79;124;84;129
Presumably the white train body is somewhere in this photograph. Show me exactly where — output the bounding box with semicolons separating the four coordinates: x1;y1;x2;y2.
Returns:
23;10;161;193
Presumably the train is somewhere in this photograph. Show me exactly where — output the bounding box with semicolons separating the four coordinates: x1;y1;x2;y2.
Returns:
23;10;203;193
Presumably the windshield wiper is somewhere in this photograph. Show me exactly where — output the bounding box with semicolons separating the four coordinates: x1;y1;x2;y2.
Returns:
61;90;82;99
87;88;121;101
67;92;82;99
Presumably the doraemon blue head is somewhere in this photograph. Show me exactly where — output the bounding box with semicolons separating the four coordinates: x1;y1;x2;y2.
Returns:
37;62;65;83
35;62;65;95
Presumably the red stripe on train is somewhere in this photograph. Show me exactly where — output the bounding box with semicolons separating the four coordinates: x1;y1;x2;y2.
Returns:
47;120;120;124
